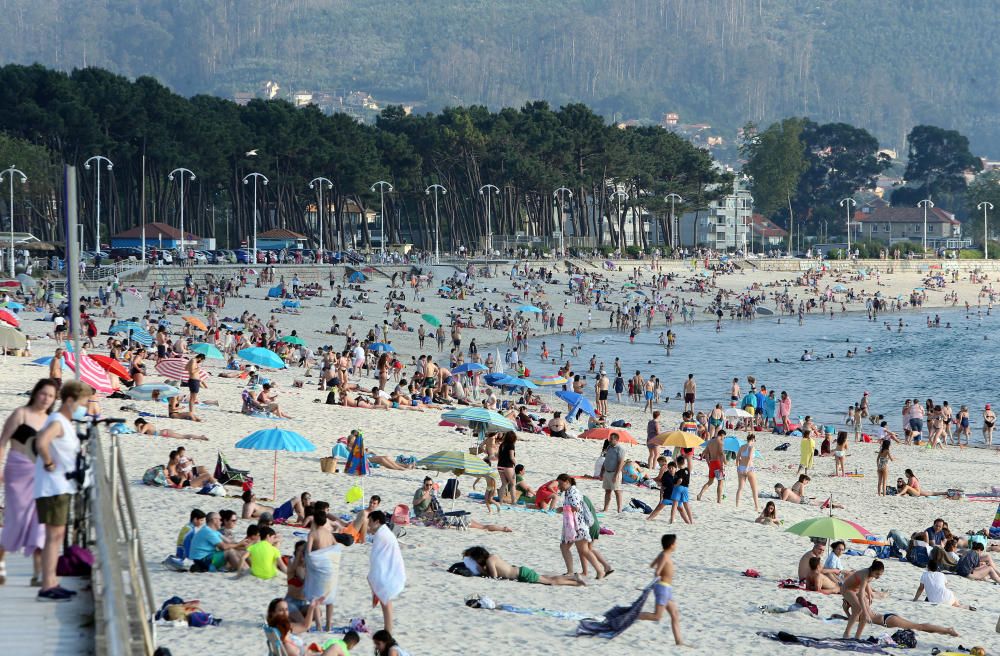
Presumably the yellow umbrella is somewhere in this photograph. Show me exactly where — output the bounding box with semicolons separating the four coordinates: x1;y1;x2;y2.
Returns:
652;430;704;448
183;315;207;331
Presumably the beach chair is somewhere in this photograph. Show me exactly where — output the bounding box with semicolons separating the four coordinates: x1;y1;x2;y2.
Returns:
213;452;253;488
263;626;288;656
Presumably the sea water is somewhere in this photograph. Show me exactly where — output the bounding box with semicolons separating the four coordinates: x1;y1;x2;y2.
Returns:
539;307;1000;444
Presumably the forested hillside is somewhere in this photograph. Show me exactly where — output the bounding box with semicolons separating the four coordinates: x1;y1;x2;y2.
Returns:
1;0;999;153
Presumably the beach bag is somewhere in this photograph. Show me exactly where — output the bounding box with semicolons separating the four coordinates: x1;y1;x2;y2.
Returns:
442;478;461;500
320;457;338;474
890;629;917;648
629;498;653;514
774;442;790;451
57;545;94;576
142;464;168;487
392;504;410;526
448;561;474;576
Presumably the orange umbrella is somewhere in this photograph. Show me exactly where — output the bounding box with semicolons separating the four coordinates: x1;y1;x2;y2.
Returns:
183;315;207;331
88;353;132;382
579;427;637;445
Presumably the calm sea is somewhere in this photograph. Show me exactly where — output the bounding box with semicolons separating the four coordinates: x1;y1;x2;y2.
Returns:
538;307;1000;444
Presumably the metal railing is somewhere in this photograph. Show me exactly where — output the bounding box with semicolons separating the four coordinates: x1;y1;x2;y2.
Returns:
90;427;157;656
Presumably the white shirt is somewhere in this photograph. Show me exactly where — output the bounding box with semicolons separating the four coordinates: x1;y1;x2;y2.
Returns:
823;553;844;571
919;571;954;604
34;413;81;498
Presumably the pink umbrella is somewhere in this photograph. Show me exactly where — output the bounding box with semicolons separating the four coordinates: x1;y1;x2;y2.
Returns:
63;352;114;394
155;357;209;382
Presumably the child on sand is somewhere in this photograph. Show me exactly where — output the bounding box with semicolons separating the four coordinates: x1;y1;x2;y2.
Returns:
638;534;684;646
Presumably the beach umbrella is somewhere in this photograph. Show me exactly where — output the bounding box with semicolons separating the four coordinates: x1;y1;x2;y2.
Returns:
555;390;598;421
724;407;752;418
2;300;23;310
368;342;395;353
0;280;18;288
155;357;209;382
579;427;637;445
622;282;637;288
441;408;515;443
235;428;316;499
15;273;36;288
110;323;153;347
452;362;487;374
484;372;511;385
182;315;207;331
190;343;224;359
62;351;114;393
418;450;494;476
0;309;19;327
282;300;301;309
128;383;181;400
785;516;866;542
721;436;762;458
486;374;518;388
348;272;366;283
238;347;286;369
532;374;568;386
438;285;452;292
517;305;543;313
653;431;703;449
88;353;132;382
0;324;26;350
502;377;538;390
832;284;847;293
30;356;53;366
421;313;441;327
278;335;305;346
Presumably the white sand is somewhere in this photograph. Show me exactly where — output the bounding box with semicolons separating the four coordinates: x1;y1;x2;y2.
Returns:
2;259;999;654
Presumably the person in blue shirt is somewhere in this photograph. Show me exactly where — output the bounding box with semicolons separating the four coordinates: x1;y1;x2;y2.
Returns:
925;518;946;547
189;511;246;571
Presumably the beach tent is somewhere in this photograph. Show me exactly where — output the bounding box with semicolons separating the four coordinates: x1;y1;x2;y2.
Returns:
266;285;283;298
348;272;366;283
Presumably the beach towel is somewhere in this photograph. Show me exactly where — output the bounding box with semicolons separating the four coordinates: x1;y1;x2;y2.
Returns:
991;503;1000;538
755;631;890;654
303;544;343;602
576;583;653;638
368;524;406;604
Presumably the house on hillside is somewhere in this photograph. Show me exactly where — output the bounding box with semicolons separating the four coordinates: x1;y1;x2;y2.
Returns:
852;201;966;248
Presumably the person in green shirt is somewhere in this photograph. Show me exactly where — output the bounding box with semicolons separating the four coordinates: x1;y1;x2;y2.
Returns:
246;527;286;580
320;630;360;655
412;476;435;516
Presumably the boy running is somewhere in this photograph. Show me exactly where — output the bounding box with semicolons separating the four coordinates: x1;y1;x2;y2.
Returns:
638;534;684;645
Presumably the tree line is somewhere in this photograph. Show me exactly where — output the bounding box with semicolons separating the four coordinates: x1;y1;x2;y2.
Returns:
0;64;725;254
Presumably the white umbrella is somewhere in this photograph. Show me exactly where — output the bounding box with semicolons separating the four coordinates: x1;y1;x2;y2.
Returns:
724;407;752;418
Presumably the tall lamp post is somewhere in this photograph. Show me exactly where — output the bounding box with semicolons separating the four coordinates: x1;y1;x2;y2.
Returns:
479;184;500;257
242;172;268;264
0;166;27;277
84;155;113;253
665;193;683;250
554;187;573;257
370;180;393;258
168;167;196;254
979;201;994;259
425;184;447;263
917;198;934;254
309;177;333;257
839;197;857;256
610;190;628;250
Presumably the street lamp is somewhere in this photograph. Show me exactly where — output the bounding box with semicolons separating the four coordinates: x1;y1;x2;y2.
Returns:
917;199;934;254
84;155;113;253
979;201;994;259
425;184;447;263
309;177;333;257
242;172;269;263
839;197;857;256
168;167;196;254
370;180;393;258
0;166;27;277
610;190;628;249
479;184;500;257
665;193;683;250
554;187;573;257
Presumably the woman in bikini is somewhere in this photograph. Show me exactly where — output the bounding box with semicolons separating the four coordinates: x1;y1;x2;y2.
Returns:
982;404;995;445
734;434;759;511
833;431;849;477
875;439;893;496
868;611;957;637
755;501;780;525
841;560;884;639
134;418;207;440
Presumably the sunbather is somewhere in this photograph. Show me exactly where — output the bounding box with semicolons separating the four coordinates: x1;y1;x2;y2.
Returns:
134;418;208;440
868;611;958;637
461;546;585;586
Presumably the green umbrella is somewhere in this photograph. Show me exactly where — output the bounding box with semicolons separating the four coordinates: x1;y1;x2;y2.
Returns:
422;313;441;327
279;335;305;346
190;342;224;359
417;450;495;477
785;516;865;541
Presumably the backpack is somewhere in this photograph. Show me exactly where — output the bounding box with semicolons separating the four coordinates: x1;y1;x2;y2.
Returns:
142;464;168;487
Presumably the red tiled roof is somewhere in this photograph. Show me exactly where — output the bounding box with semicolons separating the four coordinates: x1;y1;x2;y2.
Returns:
854;206;958;224
749;213;787;238
113;222;199;240
258;228;306;239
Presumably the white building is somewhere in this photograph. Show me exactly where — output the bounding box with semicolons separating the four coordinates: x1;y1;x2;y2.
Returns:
678;178;753;250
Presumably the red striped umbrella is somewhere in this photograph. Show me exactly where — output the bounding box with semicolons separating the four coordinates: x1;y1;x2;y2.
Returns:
0;309;19;327
62;352;114;394
88;353;132;382
155;357;209;382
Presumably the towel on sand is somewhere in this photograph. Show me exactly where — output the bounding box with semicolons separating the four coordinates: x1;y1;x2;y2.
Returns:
303;544;343;602
368;524;406;603
576;583;653;639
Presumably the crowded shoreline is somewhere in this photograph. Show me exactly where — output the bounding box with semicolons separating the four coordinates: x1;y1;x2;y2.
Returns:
0;257;998;655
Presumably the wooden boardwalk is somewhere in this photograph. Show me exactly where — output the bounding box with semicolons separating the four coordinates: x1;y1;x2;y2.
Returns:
0;553;94;654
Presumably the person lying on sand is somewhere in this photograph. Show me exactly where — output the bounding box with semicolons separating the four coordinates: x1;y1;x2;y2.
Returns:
461;546;585;586
134;418;208;440
774;483;844;508
868;610;958;637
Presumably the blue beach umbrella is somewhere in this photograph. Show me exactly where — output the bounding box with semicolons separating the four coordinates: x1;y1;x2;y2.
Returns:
235;427;316;499
348;272;366;283
190;342;224;359
30;356;53;366
503;377;538;390
555;390;597;421
484;372;511;385
452;362;488;374
517;305;543;313
110;322;154;346
238;347;286;369
368;342;395;353
487;374;518;388
282;300;301;309
442;407;515;443
128;383;181;400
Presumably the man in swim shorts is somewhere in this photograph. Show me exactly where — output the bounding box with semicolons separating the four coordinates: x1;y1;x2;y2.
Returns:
696;430;725;503
638;534;684;645
683;374;696;413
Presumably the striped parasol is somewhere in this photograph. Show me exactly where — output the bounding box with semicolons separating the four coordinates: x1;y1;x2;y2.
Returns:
532;374;568;386
155;357;209;382
88;353;132;382
62;351;114;394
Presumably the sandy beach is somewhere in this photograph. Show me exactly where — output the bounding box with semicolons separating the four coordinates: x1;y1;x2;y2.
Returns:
2;257;999;655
